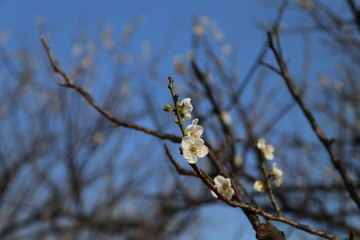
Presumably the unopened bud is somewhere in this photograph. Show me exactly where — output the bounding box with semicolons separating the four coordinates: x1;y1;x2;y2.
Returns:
163;105;174;111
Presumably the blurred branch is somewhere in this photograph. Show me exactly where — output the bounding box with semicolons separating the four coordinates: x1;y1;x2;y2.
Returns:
346;0;360;33
265;31;360;211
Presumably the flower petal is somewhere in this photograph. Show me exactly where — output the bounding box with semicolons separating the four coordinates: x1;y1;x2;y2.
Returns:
211;190;219;198
214;175;226;186
186;154;197;164
257;138;265;149
192;118;199;125
181;136;194;148
197;144;209;158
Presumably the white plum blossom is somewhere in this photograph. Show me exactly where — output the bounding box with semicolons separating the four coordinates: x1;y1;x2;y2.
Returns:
211;175;234;200
193;23;205;36
179;98;193;120
220;111;232;124
181;136;209;164
185;118;204;138
254;180;266;193
270;163;283;187
234;155;243;168
257;137;275;160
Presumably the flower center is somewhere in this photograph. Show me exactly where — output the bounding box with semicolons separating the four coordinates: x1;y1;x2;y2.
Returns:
189;145;199;154
221;184;229;193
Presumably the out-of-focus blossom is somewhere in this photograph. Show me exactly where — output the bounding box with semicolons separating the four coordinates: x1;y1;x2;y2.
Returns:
254;180;266;193
221;44;232;55
193;23;205;36
335;81;343;91
72;42;84;57
220;111;232;124
92;132;105;144
234;155;243;168
270;163;283;187
200;15;209;25
257;138;275;160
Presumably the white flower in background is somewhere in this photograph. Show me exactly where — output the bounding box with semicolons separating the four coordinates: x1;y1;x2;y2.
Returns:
181;136;209;164
211;175;234;200
178;98;193;120
254;180;266;193
200;15;209;25
334;81;343;91
72;42;84;57
234;155;243;168
221;44;232;56
257;138;275;160
220;111;232;124
185;118;204;138
270;163;283;187
92;132;105;144
193;23;205;36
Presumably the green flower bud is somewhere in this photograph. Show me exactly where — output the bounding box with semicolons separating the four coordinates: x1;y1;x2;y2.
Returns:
163;105;174;112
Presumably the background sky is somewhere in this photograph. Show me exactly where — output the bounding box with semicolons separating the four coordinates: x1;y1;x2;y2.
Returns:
0;0;350;239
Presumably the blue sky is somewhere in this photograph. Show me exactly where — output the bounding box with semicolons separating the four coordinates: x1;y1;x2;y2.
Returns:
0;0;351;239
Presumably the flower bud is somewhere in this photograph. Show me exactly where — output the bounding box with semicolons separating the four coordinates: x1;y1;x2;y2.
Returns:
163;105;174;112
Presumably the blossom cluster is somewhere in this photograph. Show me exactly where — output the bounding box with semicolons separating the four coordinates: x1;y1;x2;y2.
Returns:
167;97;234;201
178;98;209;164
254;138;284;193
177;98;234;200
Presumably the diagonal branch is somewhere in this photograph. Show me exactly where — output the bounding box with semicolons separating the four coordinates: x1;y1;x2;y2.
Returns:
40;35;342;240
164;144;197;177
40;36;182;143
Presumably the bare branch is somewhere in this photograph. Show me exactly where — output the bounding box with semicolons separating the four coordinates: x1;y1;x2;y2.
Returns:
40;35;182;143
266;31;360;211
164;144;197;177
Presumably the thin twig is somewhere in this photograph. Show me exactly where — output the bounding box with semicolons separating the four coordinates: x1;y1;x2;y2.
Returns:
260;158;283;217
164;144;197;177
260;61;282;76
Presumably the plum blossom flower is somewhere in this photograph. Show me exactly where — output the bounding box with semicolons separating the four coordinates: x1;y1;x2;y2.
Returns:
254;180;266;193
185;118;204;138
193;23;205;36
211;175;234;200
234;155;243;168
181;136;209;164
178;98;193;120
220;111;232;124
270;163;283;187
257;137;275;160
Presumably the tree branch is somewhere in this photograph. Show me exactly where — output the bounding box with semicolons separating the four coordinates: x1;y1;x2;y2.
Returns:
266;31;360;211
40;35;182;143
